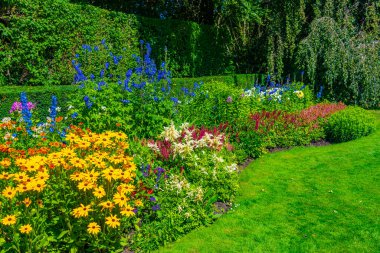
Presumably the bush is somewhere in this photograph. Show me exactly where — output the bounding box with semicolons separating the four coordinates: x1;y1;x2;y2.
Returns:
325;107;375;143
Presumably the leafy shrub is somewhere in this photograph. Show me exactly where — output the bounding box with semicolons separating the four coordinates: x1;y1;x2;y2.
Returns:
325;107;375;143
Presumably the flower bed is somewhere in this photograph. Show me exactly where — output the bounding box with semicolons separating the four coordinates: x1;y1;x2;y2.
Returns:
0;40;374;252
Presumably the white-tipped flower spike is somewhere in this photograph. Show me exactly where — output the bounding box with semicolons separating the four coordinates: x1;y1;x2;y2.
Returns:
161;121;180;142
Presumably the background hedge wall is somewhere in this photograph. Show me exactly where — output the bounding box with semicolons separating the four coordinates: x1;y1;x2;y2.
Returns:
0;0;232;86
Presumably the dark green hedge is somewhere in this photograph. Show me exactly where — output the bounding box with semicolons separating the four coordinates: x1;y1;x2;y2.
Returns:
0;86;77;120
136;16;232;77
0;0;233;86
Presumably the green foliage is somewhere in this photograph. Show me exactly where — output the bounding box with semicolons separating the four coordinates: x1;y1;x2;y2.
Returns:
297;16;380;108
0;0;139;86
325;106;375;142
137;17;234;77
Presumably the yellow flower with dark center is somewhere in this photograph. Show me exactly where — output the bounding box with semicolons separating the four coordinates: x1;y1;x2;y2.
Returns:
93;186;106;198
60;148;77;157
134;199;143;207
87;222;101;235
102;168;115;181
93;159;106;169
114;131;128;140
99;201;115;211
72;204;93;218
111;169;122;180
105;215;120;228
117;184;135;194
37;199;43;208
82;133;98;143
65;133;79;143
70;158;87;169
1;215;16;226
70;172;83;181
78;181;94;191
36;171;50;181
120;205;135;217
2;186;17;199
32;180;47;192
16;183;30;193
119;170;132;181
19;224;33;234
82;169;100;182
23;197;32;207
0;158;11;167
123;162;137;171
0;172;13;180
77;140;91;149
113;192;129;207
13;172;29;182
24;162;39;172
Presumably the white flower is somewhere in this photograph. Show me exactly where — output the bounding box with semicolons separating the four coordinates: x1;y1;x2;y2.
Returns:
101;106;107;111
225;163;238;173
4;132;11;140
160;122;180;142
179;122;190;130
67;105;74;110
1;117;11;123
147;142;160;153
56;107;61;112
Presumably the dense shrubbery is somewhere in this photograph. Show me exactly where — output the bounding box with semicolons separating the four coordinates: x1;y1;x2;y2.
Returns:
0;0;233;86
324;107;376;143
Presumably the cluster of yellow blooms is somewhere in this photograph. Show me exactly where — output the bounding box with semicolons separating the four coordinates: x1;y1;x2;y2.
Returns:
0;130;143;235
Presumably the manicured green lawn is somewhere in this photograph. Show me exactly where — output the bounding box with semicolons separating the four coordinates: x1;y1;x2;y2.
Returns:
157;111;380;253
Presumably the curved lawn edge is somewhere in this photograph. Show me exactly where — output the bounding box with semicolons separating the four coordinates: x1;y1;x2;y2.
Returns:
156;111;380;253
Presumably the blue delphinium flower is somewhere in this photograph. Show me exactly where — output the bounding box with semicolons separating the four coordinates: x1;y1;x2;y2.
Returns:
121;99;130;104
105;62;110;70
49;95;57;132
149;196;156;202
94;46;99;51
20;92;33;135
90;73;95;80
154;96;160;102
171;97;179;104
72;60;87;84
317;86;324;99
100;69;105;78
71;112;78;119
84;96;93;109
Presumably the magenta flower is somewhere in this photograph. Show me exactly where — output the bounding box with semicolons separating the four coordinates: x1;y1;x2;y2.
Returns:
9;101;36;113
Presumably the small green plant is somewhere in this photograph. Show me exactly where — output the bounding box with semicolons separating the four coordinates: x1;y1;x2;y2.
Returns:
325;107;375;143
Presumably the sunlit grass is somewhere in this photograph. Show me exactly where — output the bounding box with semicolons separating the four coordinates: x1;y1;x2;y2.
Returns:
157;111;380;252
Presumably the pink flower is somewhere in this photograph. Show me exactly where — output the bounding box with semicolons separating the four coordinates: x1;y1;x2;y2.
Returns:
9;101;36;113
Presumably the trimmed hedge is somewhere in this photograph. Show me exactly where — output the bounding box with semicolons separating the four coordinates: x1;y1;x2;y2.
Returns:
325;107;376;143
0;0;233;86
0;74;263;119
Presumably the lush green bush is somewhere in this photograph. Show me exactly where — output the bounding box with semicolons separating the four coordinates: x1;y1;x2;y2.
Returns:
325;107;375;143
0;0;139;86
